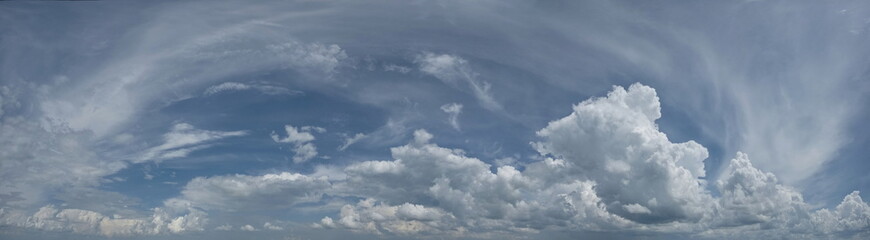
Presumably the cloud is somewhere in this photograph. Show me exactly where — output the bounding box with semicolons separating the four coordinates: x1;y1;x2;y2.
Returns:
203;82;252;95
714;152;809;228
415;53;501;111
272;125;316;144
321;83;870;238
383;64;412;74
0;205;207;237
338;133;366;151
138;123;247;163
203;82;301;96
529;83;711;223
4;82;869;238
30;9;350;140
697;152;870;238
265;41;348;75
271;124;324;163
0;116;127;208
813;191;870;233
168;172;330;212
336;129;533;225
317;199;459;235
0;85;22;119
240;224;257;231
440;103;463;131
325;127;635;234
2;0;868;238
263;222;284;231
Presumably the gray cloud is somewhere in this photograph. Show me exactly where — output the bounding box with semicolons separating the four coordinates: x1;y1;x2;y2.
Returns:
203;82;301;96
0;205;207;237
169;172;330;212
416;53;501;112
338;133;367;151
440;103;463;131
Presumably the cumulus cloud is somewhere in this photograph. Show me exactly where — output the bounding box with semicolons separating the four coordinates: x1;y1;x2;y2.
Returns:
699;152;870;238
169;172;330;211
263;222;284;230
266;41;348;74
714;152;809;228
318;83;870;238
317;199;459;235
813;191;870;233
271;124;324;163
240;224;257;231
324;127;637;234
440;103;463;131
138;123;247;163
0;205;207;237
529;83;712;224
215;224;233;231
5;81;869;239
416;53;501;111
336;129;533;226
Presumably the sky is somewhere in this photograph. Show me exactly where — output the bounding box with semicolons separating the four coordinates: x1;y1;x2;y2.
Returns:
0;0;869;239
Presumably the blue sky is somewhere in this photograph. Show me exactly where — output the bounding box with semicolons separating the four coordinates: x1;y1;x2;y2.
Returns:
1;1;869;239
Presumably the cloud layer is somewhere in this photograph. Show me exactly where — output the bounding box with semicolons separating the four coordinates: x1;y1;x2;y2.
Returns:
2;1;868;239
27;83;852;239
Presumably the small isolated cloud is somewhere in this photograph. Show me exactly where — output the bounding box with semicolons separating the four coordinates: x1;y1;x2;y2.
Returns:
137;123;247;163
415;53;501;111
440;103;463;131
240;224;257;231
271;124;324;163
203;82;301;96
215;224;232;231
204;82;250;95
338;133;366;151
383;64;412;74
300;126;327;133
263;222;284;231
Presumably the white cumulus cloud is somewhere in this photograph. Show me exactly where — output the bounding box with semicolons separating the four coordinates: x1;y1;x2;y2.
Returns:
271;124;324;163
